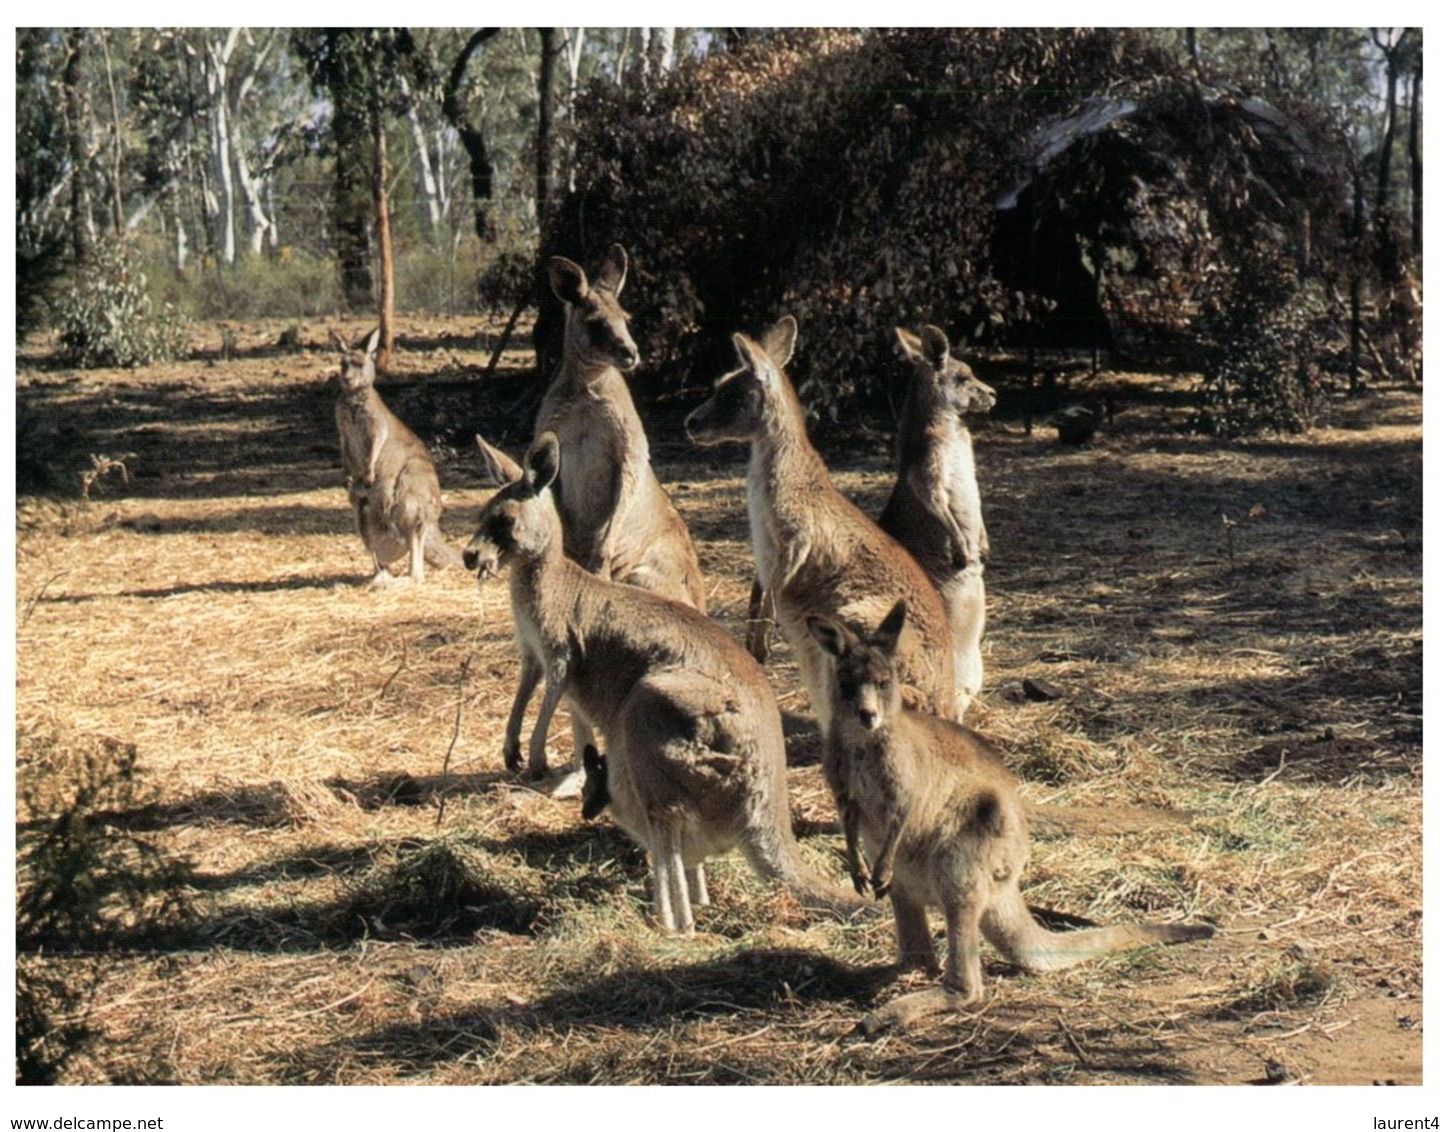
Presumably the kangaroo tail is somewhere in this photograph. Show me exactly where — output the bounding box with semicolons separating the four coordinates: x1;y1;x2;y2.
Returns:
740;821;874;922
425;525;464;569
984;889;1214;974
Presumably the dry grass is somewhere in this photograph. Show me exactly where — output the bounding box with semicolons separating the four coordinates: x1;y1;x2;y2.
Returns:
14;317;1421;1087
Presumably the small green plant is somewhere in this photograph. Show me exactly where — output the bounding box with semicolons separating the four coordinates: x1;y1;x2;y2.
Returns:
1222;954;1343;1017
344;836;545;938
55;240;188;368
16;724;194;1084
1193;252;1330;435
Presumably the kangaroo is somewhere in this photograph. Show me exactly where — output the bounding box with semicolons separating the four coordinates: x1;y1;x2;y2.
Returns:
684;316;957;733
333;328;461;586
806;601;1215;1033
538;244;707;610
462;432;864;933
878;326;995;716
580;744;610;821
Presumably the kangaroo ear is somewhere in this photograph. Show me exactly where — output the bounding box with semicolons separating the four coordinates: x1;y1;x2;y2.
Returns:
919;325;951;370
873;600;909;654
806;614;852;658
596;243;629;295
524;432;562;495
761;315;797;369
893;327;924;363
329;329;350;355
732;332;774;384
363;327;381;358
475;435;523;487
548;257;590;305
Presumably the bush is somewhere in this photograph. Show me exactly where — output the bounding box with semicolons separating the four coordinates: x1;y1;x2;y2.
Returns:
1192;247;1331;434
170;249;343;322
549;29;1181;419
16;723;194;1083
54;240;188;368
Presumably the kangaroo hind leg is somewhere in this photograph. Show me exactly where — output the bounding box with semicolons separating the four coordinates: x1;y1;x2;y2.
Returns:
647;811;695;937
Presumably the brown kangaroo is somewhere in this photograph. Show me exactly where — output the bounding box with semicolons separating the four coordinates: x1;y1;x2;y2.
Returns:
462;432;864;933
684;316;956;733
806;601;1215;1033
537;244;706;609
878;326;995;716
526;246;708;788
333;328;461;586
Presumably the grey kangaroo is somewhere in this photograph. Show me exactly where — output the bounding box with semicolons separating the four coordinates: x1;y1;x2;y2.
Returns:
806;601;1215;1033
462;432;863;934
684;316;957;733
878;325;995;715
333;328;460;586
538;244;706;609
521;246;708;787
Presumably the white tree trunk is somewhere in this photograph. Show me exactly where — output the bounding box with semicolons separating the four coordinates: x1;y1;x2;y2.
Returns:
648;27;675;80
564;27;587;192
234;148;270;258
203;29;240;268
230;29;276;258
397;73;443;239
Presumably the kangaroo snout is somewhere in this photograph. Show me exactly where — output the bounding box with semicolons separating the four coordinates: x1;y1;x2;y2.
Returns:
462;542;500;579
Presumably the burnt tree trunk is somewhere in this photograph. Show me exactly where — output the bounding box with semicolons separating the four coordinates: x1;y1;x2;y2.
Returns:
536;28;559;235
1408;56;1421;261
63;29;96;266
374;92;395;372
442;28;500;243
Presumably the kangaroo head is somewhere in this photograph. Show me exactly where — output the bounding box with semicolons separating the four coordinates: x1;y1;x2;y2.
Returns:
581;744;609;820
463;432;563;579
334;327;381;394
549;244;640;372
806;600;908;733
685;316;797;446
895;325;995;418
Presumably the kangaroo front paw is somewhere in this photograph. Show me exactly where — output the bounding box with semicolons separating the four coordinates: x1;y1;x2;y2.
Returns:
870;866;893;900
503;741;523;773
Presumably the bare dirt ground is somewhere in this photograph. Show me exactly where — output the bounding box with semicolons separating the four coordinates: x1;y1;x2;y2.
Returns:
15;316;1421;1088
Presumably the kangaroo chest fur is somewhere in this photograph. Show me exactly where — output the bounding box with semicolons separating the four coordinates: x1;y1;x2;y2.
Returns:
827;719;1026;907
884;418;986;577
537;373;637;547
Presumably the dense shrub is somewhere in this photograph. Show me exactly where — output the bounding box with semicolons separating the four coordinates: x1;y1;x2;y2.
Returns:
548;29;1184;418
1192;247;1332;434
548;29;1353;432
171;249;343;321
16;724;194;1083
55;240;188;367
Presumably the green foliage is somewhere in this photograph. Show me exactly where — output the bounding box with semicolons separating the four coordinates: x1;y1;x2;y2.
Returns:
168;250;343;321
344;836;545;938
17;727;194;950
551;30;1186;419
16;723;194;1083
1192;249;1331;434
55;240;188;368
16;29;70;342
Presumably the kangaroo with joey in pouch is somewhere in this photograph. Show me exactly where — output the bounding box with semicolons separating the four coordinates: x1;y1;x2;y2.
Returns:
878;325;995;716
684;315;957;735
806;600;1215;1033
332;327;461;586
463;431;864;934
